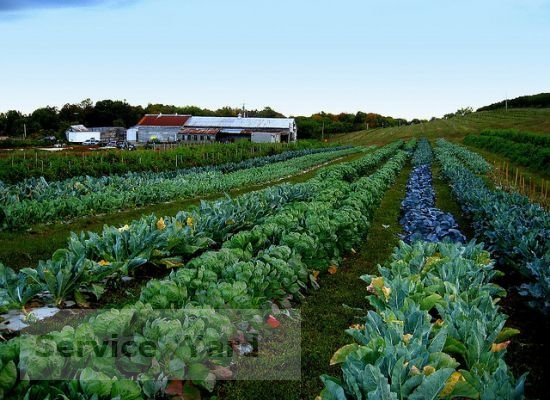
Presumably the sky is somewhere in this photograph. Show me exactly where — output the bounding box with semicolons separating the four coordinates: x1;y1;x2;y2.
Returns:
0;0;549;119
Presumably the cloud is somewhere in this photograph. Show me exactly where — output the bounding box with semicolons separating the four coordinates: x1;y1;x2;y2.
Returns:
0;0;140;12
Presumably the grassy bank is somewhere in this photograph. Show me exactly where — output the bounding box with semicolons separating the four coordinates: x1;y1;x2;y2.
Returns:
333;108;550;146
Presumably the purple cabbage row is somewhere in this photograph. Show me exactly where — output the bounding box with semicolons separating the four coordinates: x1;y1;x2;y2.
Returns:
399;141;466;243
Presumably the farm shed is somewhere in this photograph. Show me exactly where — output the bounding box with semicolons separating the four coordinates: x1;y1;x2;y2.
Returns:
65;125;126;143
136;114;191;143
182;116;297;143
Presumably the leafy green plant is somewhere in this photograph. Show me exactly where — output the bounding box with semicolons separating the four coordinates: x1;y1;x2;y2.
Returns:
0;147;357;230
437;139;492;174
0;142;409;399
320;241;526;400
464;130;550;177
436;139;550;314
0;140;332;184
0;263;41;314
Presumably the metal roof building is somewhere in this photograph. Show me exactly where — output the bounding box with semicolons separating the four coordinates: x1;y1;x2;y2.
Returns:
129;114;297;144
185;117;295;130
183;116;297;143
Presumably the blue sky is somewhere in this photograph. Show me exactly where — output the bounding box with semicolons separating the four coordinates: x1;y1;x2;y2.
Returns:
0;0;549;119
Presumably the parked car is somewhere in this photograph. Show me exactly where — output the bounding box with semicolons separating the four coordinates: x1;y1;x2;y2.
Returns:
42;136;57;143
117;141;136;150
82;139;100;145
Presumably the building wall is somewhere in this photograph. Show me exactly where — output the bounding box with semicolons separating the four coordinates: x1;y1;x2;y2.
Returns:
137;126;180;143
251;132;281;143
126;128;138;142
181;134;216;143
66;131;100;143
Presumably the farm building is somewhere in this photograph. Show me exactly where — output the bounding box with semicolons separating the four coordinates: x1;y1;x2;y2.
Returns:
65;125;126;143
134;114;191;143
129;114;298;144
181;116;297;143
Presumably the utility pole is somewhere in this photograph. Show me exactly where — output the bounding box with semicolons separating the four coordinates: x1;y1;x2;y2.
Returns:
321;121;325;141
23;123;27;139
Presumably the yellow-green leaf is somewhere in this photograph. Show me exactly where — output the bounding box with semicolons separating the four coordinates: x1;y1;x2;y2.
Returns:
495;327;520;344
330;344;359;365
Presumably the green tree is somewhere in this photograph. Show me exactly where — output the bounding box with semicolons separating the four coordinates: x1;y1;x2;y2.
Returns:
30;106;60;132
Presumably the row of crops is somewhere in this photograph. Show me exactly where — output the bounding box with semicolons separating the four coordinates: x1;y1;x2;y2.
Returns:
0;146;357;231
319;140;526;399
463;129;550;176
0;141;327;184
0;143;389;313
399;139;465;244
0;142;411;399
435;139;549;314
0;146;354;203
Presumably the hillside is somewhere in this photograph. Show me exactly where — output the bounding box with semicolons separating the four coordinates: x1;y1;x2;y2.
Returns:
333;108;550;146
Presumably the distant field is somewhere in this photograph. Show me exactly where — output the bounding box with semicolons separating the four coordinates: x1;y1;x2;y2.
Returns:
333;108;550;145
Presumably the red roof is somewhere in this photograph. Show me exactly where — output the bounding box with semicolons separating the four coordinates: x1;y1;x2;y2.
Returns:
137;114;190;127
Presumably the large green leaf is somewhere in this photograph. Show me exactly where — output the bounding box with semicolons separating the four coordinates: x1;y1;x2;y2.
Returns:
330;344;360;365
79;367;113;397
450;380;480;399
320;375;347;400
0;360;16;391
188;363;210;381
495;327;520;344
443;337;467;358
110;380;143;400
408;368;455;400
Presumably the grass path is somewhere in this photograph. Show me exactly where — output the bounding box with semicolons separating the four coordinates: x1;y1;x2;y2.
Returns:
431;162;475;240
214;162;411;400
0;152;366;270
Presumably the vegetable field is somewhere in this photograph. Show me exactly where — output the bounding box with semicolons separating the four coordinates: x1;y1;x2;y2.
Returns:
0;141;328;184
0;145;356;230
464;129;550;177
0;128;548;400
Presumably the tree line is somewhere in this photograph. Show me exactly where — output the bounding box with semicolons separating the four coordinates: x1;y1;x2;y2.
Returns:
0;99;422;140
477;93;550;112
